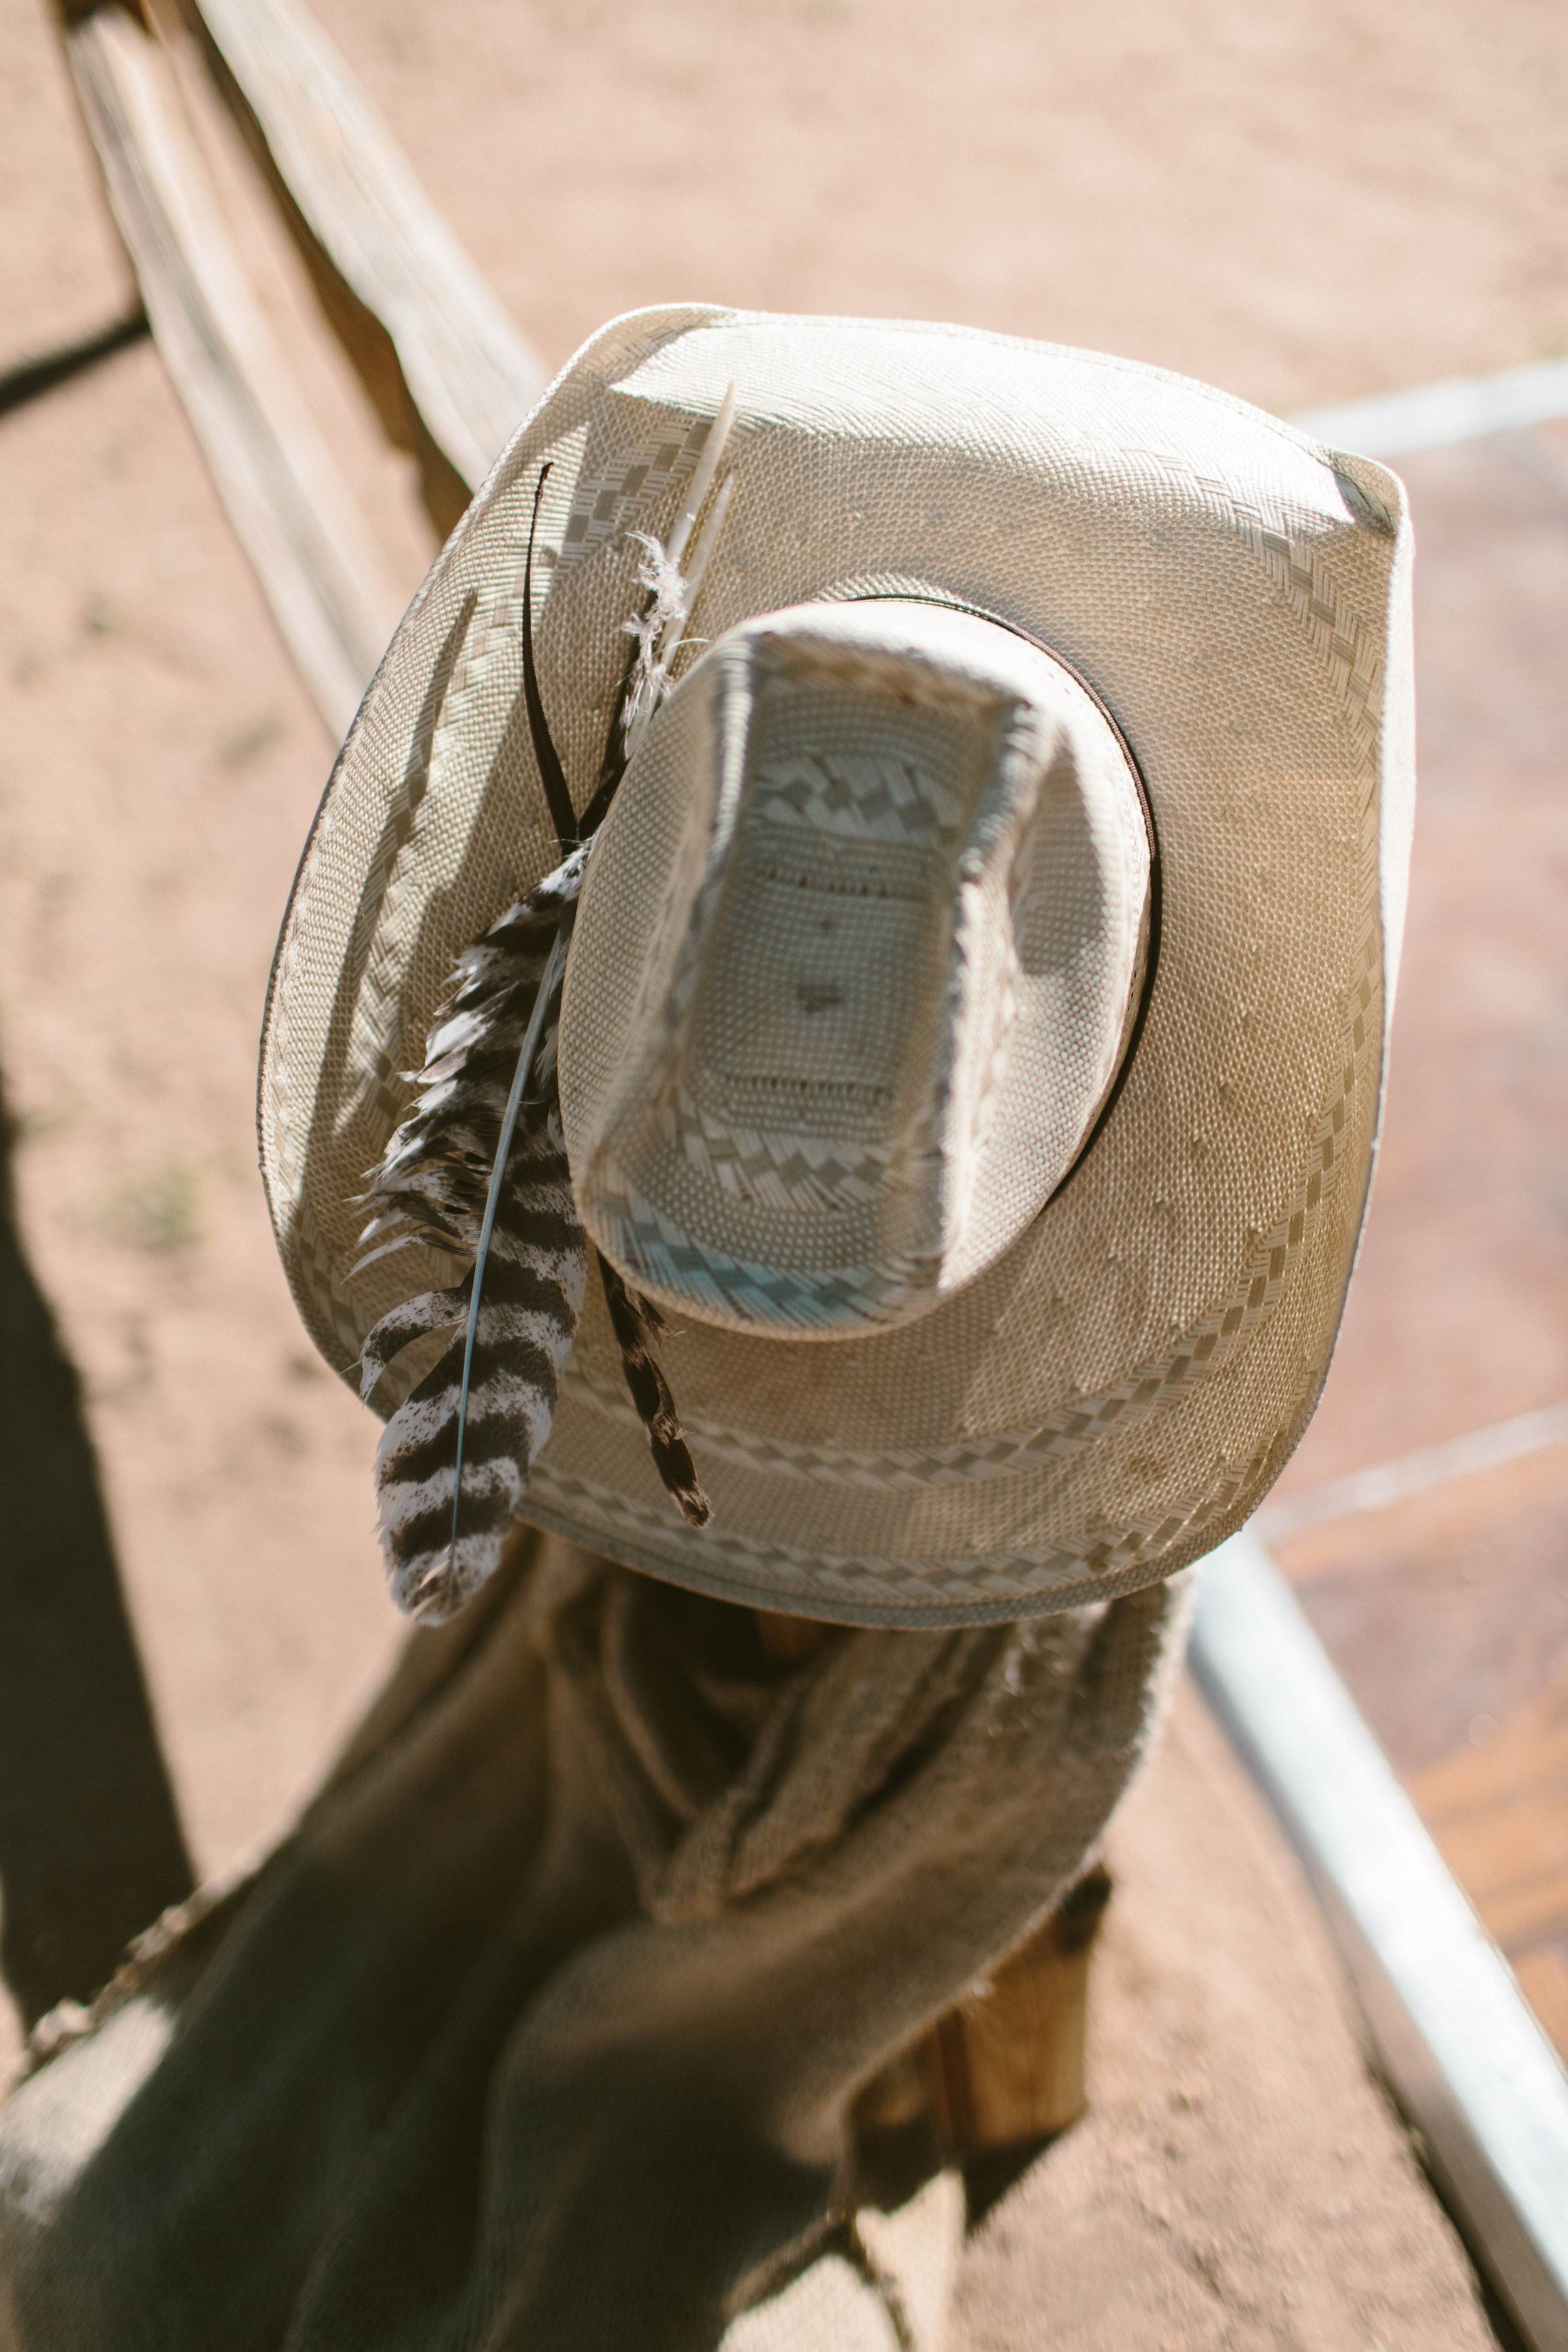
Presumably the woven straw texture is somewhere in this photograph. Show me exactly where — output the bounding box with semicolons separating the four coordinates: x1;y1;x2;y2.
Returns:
258;307;1414;1628
564;600;1152;1335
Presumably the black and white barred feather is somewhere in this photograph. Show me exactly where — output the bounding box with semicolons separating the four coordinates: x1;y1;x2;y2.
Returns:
356;845;590;1281
352;443;731;1623
356;854;589;1621
597;1257;711;1528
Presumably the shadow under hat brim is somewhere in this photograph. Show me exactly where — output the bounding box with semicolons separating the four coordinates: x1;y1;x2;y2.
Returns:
259;304;1413;1628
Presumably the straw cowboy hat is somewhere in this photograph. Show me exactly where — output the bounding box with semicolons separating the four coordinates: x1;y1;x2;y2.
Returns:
259;303;1413;1629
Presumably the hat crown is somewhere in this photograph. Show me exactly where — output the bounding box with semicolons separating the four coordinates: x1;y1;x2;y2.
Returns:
559;600;1152;1336
264;309;1411;1623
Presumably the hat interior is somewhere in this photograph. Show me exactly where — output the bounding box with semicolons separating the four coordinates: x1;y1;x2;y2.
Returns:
560;599;1152;1336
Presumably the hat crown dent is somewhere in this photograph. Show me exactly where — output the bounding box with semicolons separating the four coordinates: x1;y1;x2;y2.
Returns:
559;600;1152;1337
262;309;1414;1623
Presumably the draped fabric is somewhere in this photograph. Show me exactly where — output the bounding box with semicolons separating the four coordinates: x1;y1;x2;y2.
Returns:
0;1534;1190;2351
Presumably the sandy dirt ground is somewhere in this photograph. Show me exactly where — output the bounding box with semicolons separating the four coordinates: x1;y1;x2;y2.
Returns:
954;1684;1492;2351
4;0;1566;2338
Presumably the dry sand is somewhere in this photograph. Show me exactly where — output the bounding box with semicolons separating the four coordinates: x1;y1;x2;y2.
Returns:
4;0;1564;2336
956;1685;1493;2351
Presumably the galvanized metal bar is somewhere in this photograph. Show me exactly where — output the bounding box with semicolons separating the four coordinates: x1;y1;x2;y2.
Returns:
1192;1529;1568;2352
1292;354;1568;457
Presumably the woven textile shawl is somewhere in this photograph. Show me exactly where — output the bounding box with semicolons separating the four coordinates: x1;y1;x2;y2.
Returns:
0;1532;1190;2351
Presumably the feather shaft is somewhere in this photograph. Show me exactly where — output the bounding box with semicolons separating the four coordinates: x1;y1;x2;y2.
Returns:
447;921;571;1579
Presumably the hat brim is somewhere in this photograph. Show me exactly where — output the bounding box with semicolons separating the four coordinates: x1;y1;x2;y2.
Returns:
259;305;1413;1627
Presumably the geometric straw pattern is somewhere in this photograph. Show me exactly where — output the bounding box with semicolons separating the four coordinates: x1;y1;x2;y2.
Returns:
260;307;1412;1624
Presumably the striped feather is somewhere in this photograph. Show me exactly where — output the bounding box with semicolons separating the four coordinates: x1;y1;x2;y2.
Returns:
356;854;588;1621
357;1281;467;1402
598;1255;711;1527
350;428;740;1621
354;842;590;1278
371;1063;585;1619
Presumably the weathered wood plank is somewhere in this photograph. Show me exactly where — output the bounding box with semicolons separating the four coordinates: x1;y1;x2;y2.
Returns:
165;0;546;532
1409;1670;1568;1952
1515;1946;1568;2067
61;0;404;733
